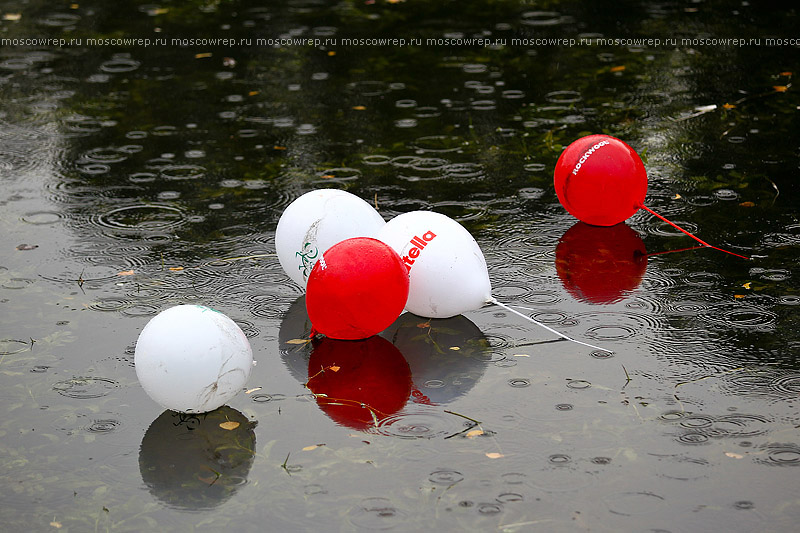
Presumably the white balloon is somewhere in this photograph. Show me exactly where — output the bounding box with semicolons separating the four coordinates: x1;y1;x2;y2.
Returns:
134;305;254;413
377;211;492;318
275;189;386;288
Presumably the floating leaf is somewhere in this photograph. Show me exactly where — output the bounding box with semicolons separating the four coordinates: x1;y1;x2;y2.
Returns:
50;522;62;529
219;421;240;430
513;354;530;358
117;270;135;276
328;51;336;56
739;201;755;207
780;71;792;76
466;429;484;438
249;90;260;96
742;282;751;289
168;266;184;271
673;193;682;200
195;52;212;59
245;387;262;394
610;65;626;72
734;294;745;299
773;85;789;92
449;346;461;351
725;452;744;459
352;105;367;111
329;365;340;372
286;338;310;345
273;145;287;150
485;452;504;459
3;13;22;21
303;444;325;451
723;103;736;109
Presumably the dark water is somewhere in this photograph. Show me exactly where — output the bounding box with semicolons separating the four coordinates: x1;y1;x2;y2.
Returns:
1;1;799;531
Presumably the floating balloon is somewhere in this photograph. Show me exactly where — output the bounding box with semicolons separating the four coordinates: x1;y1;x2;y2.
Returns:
554;134;750;259
377;211;492;319
306;237;409;340
555;222;647;304
554;134;647;227
378;210;612;352
134;305;254;413
275;188;386;287
306;336;412;430
139;407;256;510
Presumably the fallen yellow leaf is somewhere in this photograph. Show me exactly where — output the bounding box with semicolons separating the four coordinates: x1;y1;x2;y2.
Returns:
739;201;755;207
725;452;744;459
117;270;135;276
303;444;325;451
328;51;336;56
723;103;736;109
449;346;461;351
249;90;260;96
780;71;792;76
773;85;789;92
610;65;626;72
3;13;22;20
245;387;262;394
195;52;213;59
273;145;287;150
329;365;340;372
742;282;751;289
673;193;682;200
219;421;240;430
286;338;310;345
513;354;530;357
485;452;504;459
168;266;184;271
352;105;366;111
734;294;745;299
466;429;484;438
50;522;62;529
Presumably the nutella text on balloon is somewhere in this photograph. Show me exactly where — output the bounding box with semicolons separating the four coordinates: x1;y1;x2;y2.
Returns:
571;140;610;176
402;231;437;271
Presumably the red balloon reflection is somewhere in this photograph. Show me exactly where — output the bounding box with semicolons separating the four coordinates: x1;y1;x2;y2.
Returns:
306;336;412;430
555;222;647;304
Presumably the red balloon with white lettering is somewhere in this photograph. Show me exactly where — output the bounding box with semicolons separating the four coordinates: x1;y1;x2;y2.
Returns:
554;134;648;226
306;237;409;340
377;211;492;319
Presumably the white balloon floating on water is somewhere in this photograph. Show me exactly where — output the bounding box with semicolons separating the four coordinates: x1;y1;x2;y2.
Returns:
377;210;491;319
134;305;254;413
378;210;611;353
275;189;386;288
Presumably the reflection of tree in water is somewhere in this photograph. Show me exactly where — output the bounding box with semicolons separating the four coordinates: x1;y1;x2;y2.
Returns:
139;406;256;510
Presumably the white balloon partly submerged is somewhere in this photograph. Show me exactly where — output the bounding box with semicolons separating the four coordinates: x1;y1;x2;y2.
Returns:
275;189;386;287
134;305;254;413
377;211;492;318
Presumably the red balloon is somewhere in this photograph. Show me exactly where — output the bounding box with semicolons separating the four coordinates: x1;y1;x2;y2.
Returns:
555;222;647;304
306;237;409;340
306;336;411;430
554;134;648;226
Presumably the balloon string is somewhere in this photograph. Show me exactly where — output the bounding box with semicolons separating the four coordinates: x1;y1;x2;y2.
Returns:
644;245;705;257
489;298;613;354
637;204;751;260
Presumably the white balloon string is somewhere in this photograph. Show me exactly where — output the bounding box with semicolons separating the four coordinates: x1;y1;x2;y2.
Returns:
488;298;613;353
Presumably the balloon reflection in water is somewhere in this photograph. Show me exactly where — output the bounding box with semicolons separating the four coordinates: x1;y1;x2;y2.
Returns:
306;336;412;430
279;296;491;430
555;222;647;304
381;313;489;405
139;407;256;510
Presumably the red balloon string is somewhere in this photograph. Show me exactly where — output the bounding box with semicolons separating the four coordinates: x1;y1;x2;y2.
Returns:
637;204;751;260
644;245;705;257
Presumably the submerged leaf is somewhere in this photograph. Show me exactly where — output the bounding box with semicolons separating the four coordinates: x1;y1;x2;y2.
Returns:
219;421;240;430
